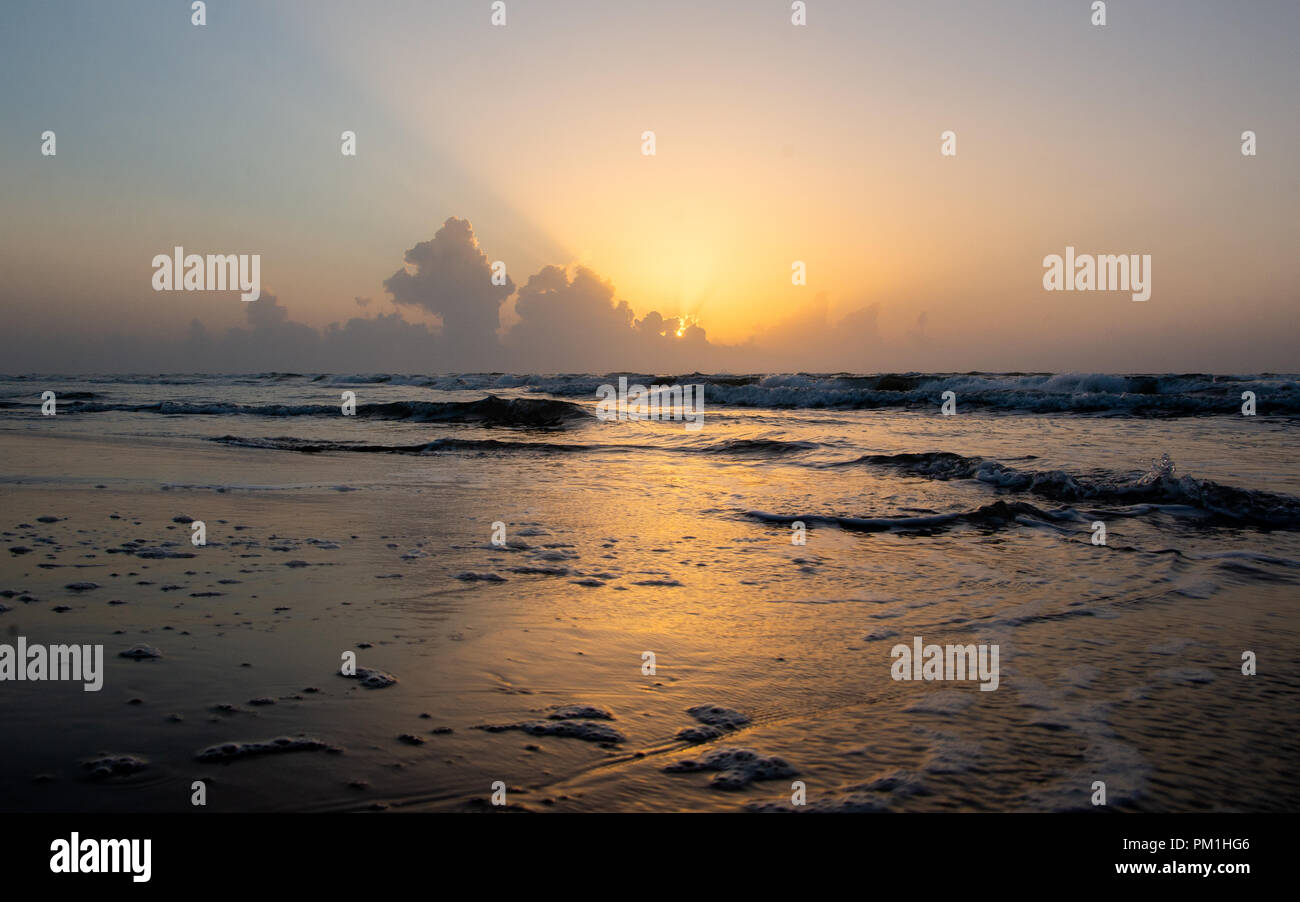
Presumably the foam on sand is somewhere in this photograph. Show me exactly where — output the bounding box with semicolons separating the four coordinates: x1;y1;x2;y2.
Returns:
685;704;751;727
196;737;340;762
476;720;626;744
676;704;751;742
665;747;797;789
548;704;614;720
83;755;148;780
341;667;398;689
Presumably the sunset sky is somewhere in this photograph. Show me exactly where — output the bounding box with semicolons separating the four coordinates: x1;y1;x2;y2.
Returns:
1;0;1296;373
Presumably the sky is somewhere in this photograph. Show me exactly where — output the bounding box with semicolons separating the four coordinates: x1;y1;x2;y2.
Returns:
0;0;1296;374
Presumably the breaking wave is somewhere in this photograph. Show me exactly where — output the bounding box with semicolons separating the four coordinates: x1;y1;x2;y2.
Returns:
8;372;1298;416
832;452;1300;528
211;435;592;455
60;395;590;427
746;499;1083;534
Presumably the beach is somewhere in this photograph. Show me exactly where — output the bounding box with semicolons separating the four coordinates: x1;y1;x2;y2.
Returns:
1;373;1298;812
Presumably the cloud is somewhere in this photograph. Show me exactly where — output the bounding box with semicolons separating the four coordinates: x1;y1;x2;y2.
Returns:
382;217;514;361
173;294;442;373
0;216;914;374
498;264;719;371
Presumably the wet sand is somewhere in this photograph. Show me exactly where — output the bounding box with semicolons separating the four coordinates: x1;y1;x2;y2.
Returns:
2;427;1298;812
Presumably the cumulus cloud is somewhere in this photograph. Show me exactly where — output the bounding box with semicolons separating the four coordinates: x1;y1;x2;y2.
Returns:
382;217;513;361
0;216;909;374
495;264;720;372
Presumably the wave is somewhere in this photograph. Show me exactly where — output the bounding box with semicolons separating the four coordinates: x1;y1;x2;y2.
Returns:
693;373;1300;415
746;500;1083;534
211;435;592;455
693;438;823;456
210;434;828;458
307;371;1298;415
837;451;1300;528
60;395;590;427
0;390;97;407
7;372;1297;415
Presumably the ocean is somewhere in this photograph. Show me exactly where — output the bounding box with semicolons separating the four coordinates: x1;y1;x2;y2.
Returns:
1;372;1297;812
